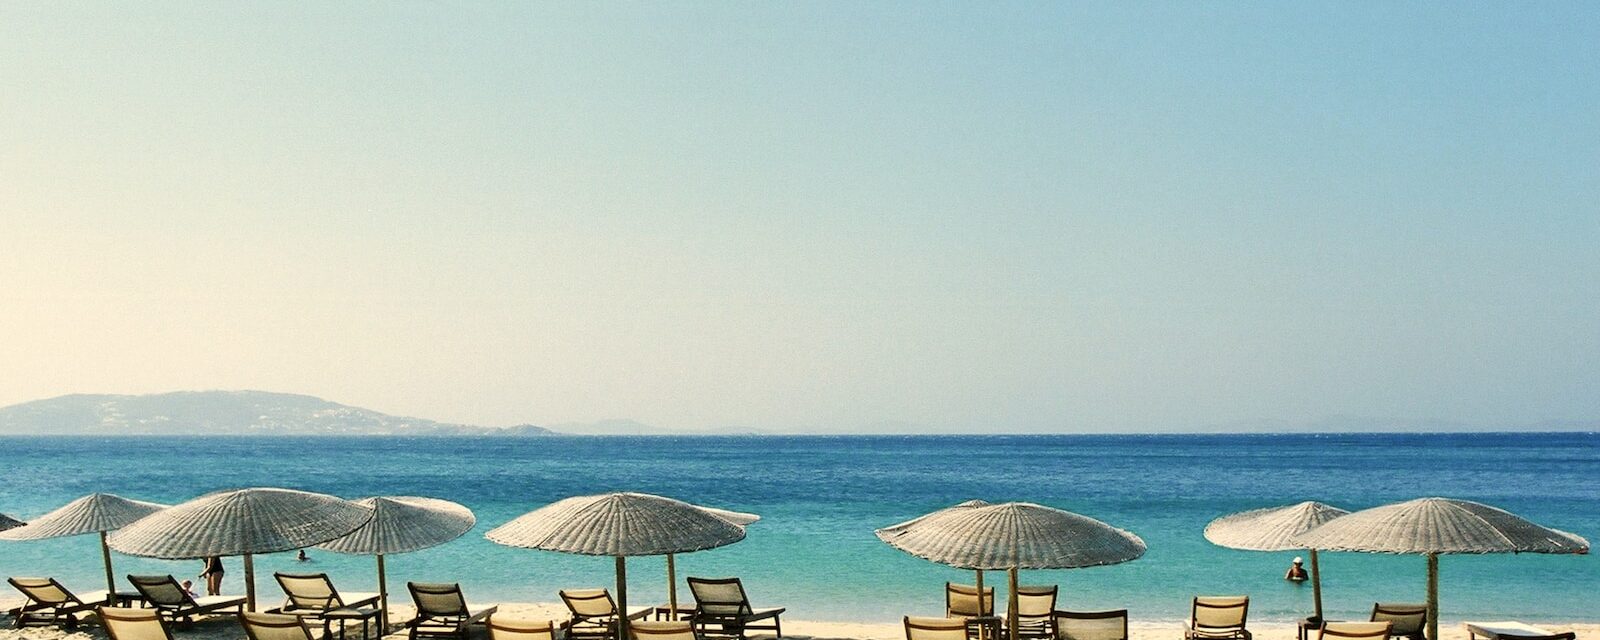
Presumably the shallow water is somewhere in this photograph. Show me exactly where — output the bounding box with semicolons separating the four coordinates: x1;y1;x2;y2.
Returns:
0;433;1594;623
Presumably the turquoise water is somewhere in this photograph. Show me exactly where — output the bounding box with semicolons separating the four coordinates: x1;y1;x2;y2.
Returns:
0;433;1594;623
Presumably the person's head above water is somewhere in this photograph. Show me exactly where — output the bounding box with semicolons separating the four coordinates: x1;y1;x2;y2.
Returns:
1293;556;1304;564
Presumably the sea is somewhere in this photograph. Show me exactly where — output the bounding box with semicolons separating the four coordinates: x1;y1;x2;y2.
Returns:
0;433;1595;624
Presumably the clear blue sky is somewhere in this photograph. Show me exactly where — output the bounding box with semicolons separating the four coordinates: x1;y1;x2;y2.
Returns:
2;2;1596;432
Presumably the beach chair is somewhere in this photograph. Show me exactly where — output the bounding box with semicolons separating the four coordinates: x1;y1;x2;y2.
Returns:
100;606;178;640
685;577;784;640
632;620;698;640
1007;586;1057;640
1184;596;1250;640
1053;610;1128;640
1318;622;1392;640
240;611;318;640
945;583;995;619
7;577;106;629
128;575;247;625
560;588;651;640
1369;604;1427;640
272;573;381;618
486;616;559;640
406;582;497;640
904;617;970;640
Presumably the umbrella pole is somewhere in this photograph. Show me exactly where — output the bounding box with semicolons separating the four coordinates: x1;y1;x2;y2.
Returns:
100;531;117;598
975;569;987;640
244;553;257;612
616;556;630;640
1310;549;1323;621
666;553;678;621
377;554;389;631
1007;567;1019;640
1426;554;1438;640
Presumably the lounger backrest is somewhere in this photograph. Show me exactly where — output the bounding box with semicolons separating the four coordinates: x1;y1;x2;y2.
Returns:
409;582;469;617
1191;597;1248;630
560;589;617;618
240;612;316;640
1055;610;1129;640
904;617;969;640
9;577;78;606
1370;604;1426;637
1014;586;1058;618
129;575;196;609
276;573;342;611
686;578;751;616
945;583;994;617
630;621;696;640
487;616;557;640
1320;622;1391;640
100;606;176;640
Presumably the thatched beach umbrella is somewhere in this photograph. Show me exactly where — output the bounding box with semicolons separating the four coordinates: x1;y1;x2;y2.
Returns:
876;501;1145;640
1204;501;1349;621
660;506;759;620
317;496;475;630
487;492;747;640
878;500;995;614
1294;497;1589;640
0;493;167;595
108;488;373;611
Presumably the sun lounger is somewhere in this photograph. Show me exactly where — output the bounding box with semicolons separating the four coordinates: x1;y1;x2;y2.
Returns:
1370;604;1426;640
560;589;651;640
7;577;106;629
100;606;178;640
1319;622;1391;640
272;573;381;618
945;583;995;619
128;575;246;625
685;577;784;640
632;620;697;640
904;617;970;640
1185;597;1250;640
406;582;497;640
487;616;559;640
1008;586;1057;640
1053;610;1128;640
1464;621;1577;640
240;611;319;640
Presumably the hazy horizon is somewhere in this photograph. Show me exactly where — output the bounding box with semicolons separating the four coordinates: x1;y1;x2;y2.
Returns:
4;4;1598;434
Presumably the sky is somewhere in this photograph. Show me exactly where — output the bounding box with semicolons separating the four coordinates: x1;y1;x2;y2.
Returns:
2;2;1597;433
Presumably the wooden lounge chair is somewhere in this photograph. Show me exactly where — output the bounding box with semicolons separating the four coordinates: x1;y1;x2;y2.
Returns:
632;620;697;640
486;616;559;640
1008;586;1057;640
406;582;496;640
100;607;178;640
685;577;784;640
7;577;106;629
1319;622;1391;640
560;589;651;640
240;611;318;640
128;575;246;626
904;617;969;640
1053;610;1128;640
272;573;381;618
1370;604;1426;640
945;583;995;619
1185;597;1250;640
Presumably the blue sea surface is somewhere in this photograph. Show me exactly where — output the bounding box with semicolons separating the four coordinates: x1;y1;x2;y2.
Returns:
0;433;1594;623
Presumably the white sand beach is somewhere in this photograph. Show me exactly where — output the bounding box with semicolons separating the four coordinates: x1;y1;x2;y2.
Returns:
0;602;1593;640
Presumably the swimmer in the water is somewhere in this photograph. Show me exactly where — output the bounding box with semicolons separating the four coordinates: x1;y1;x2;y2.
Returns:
1285;556;1309;582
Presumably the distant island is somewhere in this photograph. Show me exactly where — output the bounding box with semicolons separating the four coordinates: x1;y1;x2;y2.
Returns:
0;390;555;437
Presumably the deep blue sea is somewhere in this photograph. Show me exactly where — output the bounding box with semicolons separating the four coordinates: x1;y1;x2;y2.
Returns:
0;434;1594;623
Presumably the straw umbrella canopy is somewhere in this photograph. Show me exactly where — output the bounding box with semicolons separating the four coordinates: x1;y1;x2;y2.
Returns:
316;496;475;629
658;505;759;620
486;492;747;640
0;493;168;595
108;488;374;611
1294;497;1589;640
876;501;1146;640
878;500;995;615
1204;501;1349;621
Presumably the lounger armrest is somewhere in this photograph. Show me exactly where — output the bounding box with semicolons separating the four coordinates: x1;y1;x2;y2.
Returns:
465;606;498;624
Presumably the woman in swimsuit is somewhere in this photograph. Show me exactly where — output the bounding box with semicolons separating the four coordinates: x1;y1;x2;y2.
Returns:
199;556;224;596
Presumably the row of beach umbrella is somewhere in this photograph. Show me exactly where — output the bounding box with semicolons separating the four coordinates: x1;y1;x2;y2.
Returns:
3;490;1589;640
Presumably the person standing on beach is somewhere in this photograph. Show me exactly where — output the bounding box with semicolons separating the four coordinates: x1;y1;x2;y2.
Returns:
1285;556;1308;582
200;556;224;596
